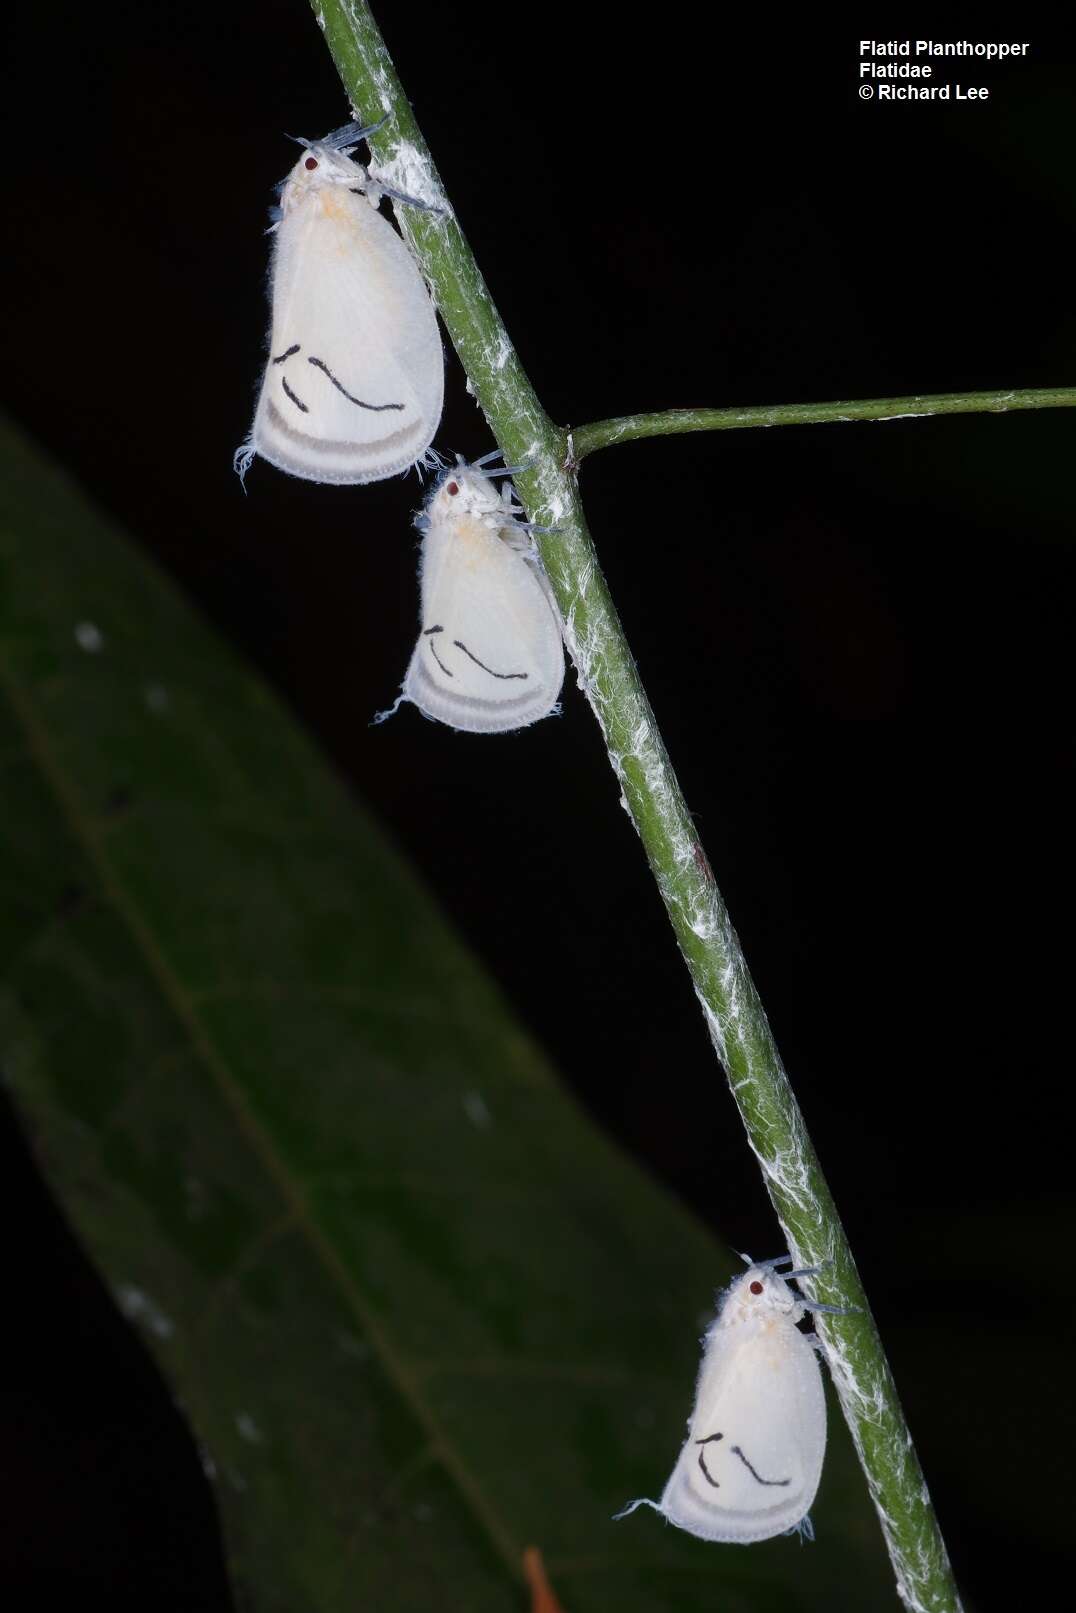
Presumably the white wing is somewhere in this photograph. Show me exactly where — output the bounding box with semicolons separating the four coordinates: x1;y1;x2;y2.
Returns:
251;188;443;484
402;514;564;733
657;1318;826;1543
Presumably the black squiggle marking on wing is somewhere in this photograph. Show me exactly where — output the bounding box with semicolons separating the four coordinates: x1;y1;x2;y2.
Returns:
731;1445;791;1487
695;1433;723;1488
307;355;405;412
452;640;528;681
281;377;309;413
272;344;301;364
427;636;453;678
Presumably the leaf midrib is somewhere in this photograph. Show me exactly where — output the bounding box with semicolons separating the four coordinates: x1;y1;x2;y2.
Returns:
0;647;524;1582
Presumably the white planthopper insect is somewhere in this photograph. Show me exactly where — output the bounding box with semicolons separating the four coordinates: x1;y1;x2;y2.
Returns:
616;1255;846;1544
379;452;565;733
235;120;444;486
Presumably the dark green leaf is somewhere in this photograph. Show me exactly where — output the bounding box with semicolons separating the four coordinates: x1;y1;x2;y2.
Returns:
0;419;892;1610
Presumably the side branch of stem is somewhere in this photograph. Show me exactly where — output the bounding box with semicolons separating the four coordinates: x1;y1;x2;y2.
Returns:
572;386;1076;458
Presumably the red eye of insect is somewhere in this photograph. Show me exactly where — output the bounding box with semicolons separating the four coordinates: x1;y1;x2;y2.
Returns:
447;481;460;496
304;156;318;170
750;1280;764;1295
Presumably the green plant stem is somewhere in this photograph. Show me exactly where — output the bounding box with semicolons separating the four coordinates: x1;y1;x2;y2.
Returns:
311;5;963;1608
572;385;1076;457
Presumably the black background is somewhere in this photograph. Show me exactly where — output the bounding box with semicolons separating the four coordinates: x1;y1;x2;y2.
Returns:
3;5;1074;1607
